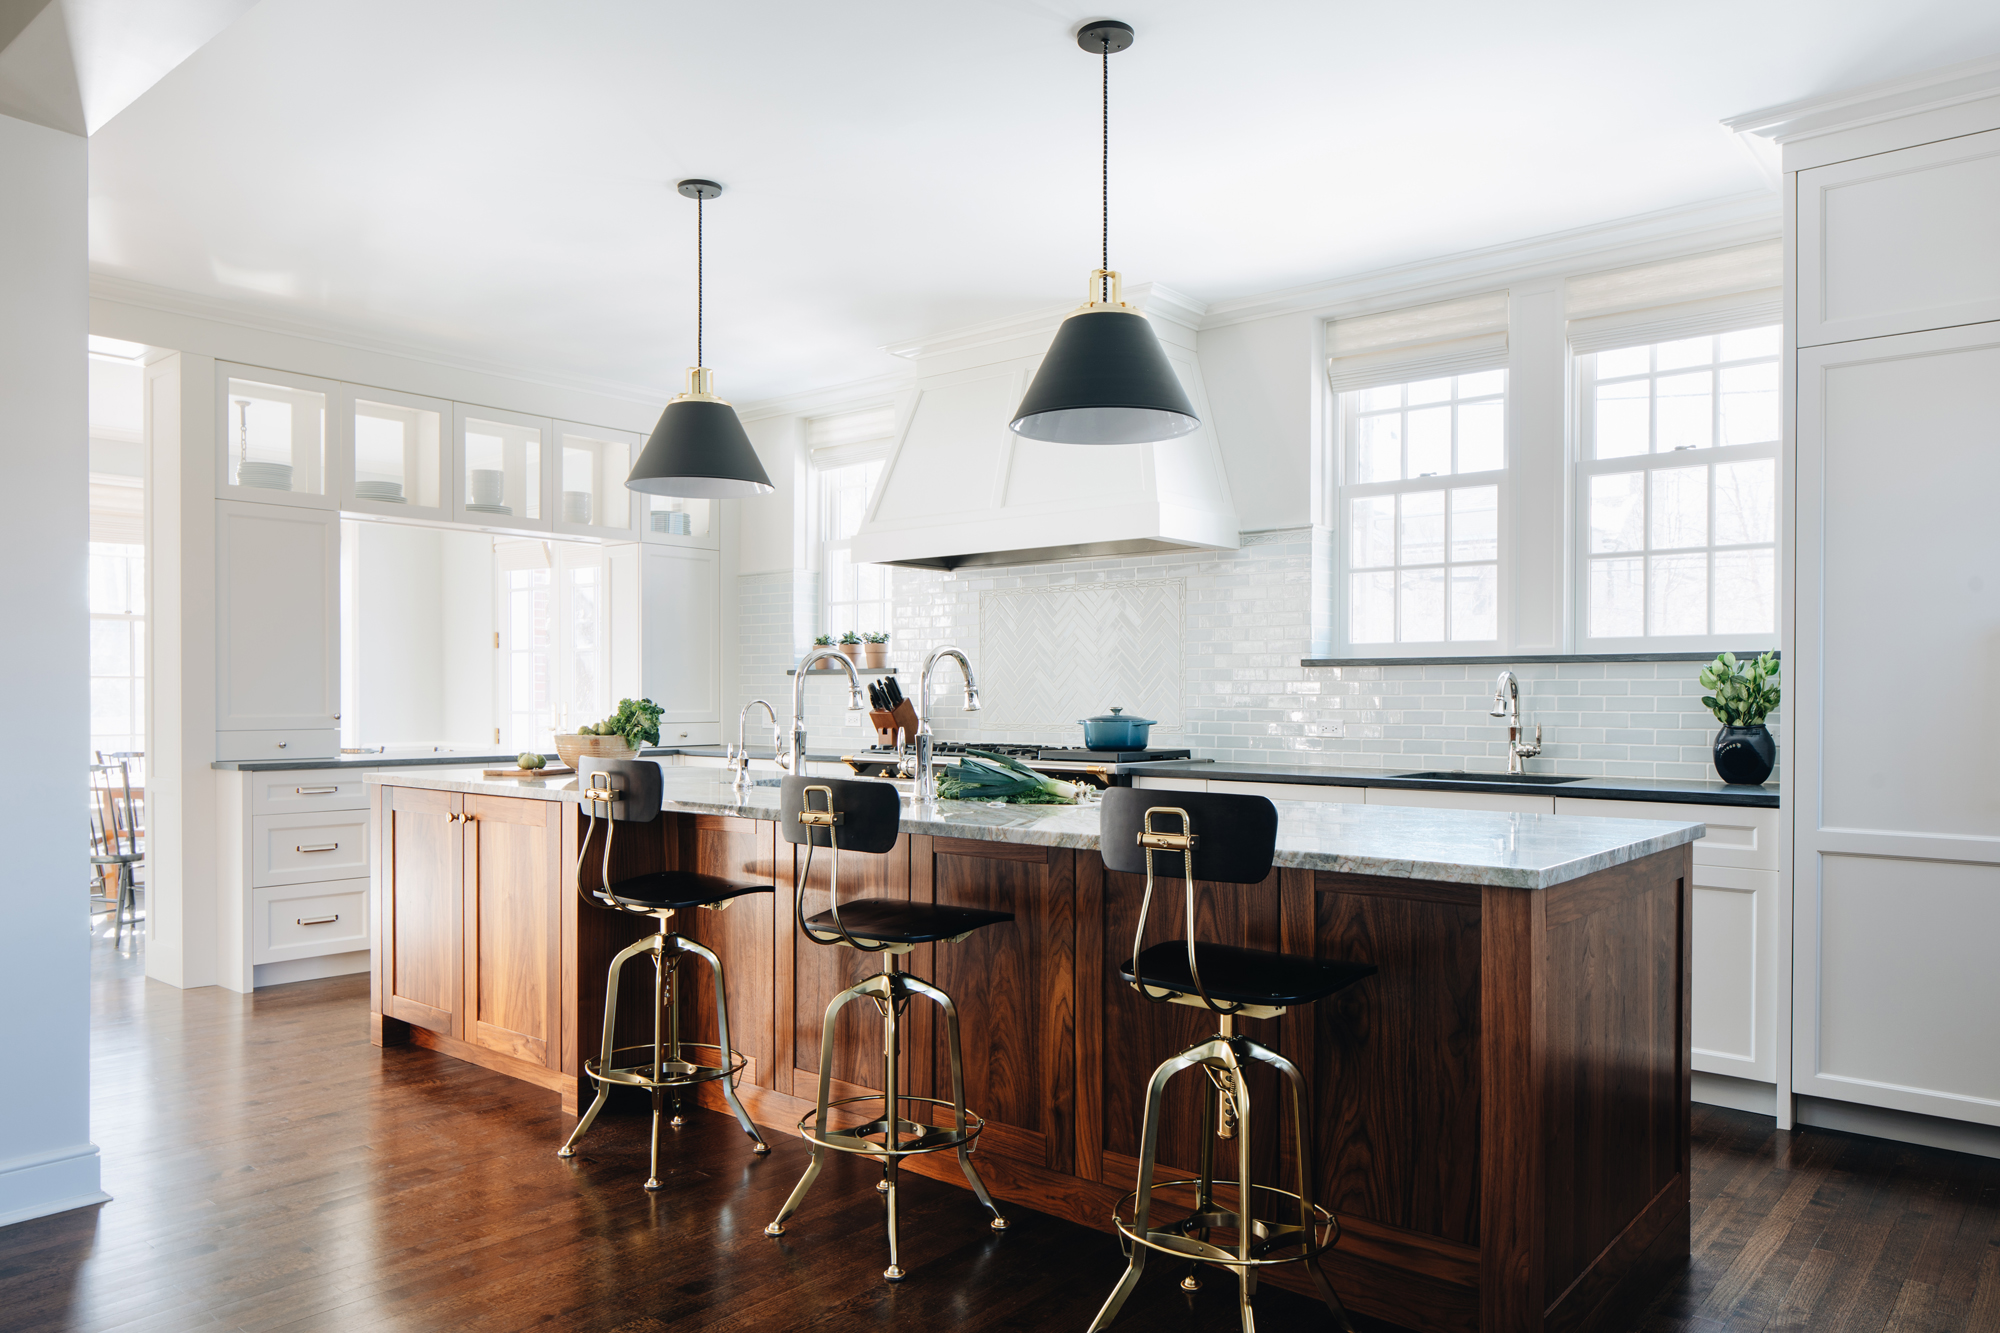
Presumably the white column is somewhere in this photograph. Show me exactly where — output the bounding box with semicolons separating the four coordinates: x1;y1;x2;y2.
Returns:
0;109;105;1227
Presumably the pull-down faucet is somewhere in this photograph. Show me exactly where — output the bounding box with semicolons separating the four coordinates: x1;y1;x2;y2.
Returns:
914;646;981;805
1489;670;1543;775
729;699;781;791
787;649;866;775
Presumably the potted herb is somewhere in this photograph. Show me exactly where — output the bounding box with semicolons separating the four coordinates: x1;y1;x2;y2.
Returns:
1699;652;1780;785
810;633;836;669
838;630;863;666
862;630;890;669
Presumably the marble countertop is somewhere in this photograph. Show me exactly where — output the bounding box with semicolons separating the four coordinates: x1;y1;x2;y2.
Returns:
368;764;1703;891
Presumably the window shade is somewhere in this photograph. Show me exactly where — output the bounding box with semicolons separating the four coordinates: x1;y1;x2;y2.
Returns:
493;538;552;572
89;476;143;546
807;403;896;466
1565;241;1782;354
1327;290;1510;393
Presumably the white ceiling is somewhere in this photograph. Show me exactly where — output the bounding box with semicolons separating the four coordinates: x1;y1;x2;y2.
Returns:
86;0;2000;404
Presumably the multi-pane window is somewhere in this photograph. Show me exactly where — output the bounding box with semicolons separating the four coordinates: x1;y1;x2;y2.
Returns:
1577;326;1780;643
503;566;553;749
1342;370;1505;645
89;542;145;761
818;455;890;639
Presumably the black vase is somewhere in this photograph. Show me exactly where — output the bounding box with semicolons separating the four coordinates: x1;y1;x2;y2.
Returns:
1712;725;1776;785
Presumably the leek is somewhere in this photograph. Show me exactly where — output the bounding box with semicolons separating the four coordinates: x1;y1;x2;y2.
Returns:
936;750;1079;804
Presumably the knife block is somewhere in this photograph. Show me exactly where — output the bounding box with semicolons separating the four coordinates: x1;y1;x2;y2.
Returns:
872;701;919;748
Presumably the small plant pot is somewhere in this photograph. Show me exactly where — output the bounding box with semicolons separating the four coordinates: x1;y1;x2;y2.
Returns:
1712;725;1776;785
863;644;887;669
839;643;862;666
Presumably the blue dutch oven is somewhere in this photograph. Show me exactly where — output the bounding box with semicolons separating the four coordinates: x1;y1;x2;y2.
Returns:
1079;708;1156;750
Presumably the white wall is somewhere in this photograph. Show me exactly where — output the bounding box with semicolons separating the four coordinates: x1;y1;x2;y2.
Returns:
0;110;103;1226
1193;311;1319;532
440;529;496;746
352;523;444;744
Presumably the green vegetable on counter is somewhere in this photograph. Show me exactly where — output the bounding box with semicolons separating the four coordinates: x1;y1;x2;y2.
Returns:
581;698;667;749
517;752;545;770
936;749;1079;804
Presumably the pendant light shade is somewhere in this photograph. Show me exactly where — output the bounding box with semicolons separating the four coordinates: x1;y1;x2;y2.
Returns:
1009;20;1198;446
626;179;775;499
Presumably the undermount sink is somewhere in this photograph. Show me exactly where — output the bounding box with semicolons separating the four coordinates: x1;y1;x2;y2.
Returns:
1393;771;1588;785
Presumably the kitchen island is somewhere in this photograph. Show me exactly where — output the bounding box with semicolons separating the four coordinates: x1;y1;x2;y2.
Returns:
367;766;1701;1333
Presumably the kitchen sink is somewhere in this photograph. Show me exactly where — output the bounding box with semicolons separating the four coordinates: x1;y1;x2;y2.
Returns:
1393;771;1588;785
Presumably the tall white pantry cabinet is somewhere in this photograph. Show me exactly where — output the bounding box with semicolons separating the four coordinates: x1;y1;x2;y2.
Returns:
1764;73;2000;1138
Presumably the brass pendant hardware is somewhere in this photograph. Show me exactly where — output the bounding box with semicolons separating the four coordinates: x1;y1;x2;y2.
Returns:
670;365;728;405
1073;267;1133;314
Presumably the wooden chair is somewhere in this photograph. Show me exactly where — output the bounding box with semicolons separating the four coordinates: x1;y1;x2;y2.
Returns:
89;762;145;947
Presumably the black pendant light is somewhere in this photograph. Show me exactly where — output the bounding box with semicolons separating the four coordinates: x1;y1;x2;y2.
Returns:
1010;19;1198;446
627;179;775;499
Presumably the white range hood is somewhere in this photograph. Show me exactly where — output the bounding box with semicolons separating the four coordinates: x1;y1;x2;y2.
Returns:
848;284;1239;570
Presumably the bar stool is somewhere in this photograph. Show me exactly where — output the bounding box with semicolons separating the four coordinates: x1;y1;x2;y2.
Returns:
763;776;1012;1281
557;758;773;1189
1089;788;1376;1333
89;762;144;947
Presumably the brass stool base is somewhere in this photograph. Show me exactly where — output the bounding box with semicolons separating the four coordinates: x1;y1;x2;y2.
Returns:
1111;1178;1339;1269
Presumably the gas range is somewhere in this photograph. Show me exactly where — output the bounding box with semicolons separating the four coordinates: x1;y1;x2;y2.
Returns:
842;741;1195;787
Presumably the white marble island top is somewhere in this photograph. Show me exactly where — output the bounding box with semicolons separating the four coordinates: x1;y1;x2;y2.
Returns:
369;765;1703;891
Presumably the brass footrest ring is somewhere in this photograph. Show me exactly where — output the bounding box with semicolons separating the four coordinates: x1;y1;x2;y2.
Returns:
796;1093;986;1159
1110;1179;1341;1269
584;1041;746;1092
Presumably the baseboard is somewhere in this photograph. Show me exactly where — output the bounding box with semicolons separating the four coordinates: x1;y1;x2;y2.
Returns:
254;950;369;989
1797;1095;2000;1161
0;1144;109;1229
1692;1072;1777;1116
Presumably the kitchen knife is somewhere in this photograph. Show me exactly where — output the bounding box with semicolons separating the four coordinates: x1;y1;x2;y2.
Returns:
883;675;903;709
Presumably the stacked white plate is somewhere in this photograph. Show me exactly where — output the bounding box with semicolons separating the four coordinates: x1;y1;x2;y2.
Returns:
561;490;592;524
237;461;294;491
468;468;506;506
356;479;406;503
466;502;513;516
651;510;692;535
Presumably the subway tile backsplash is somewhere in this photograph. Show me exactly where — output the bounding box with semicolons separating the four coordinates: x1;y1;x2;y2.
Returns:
742;527;1780;786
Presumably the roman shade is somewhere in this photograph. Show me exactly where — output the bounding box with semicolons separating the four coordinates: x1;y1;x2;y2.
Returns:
1326;290;1510;393
806;403;897;467
1565;240;1783;354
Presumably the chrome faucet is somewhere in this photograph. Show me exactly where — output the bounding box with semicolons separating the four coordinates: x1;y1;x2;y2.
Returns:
787;649;867;776
730;699;781;791
1489;670;1543;774
914;645;981;804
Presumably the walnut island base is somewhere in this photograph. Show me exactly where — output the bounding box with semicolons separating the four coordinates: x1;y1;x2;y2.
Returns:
368;768;1702;1333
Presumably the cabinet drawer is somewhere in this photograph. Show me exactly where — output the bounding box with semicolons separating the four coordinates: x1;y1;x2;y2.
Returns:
218;728;338;762
251;880;369;963
1208;779;1365;803
1553;798;1778;870
658;722;721;746
1365;787;1556;815
252;809;370;886
251;771;372;814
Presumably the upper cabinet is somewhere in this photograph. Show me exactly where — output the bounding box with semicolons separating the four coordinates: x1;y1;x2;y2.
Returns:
342;388;449;520
216;364;338;509
639;493;717;549
554;422;640;539
453;405;553;533
1797;127;2000;346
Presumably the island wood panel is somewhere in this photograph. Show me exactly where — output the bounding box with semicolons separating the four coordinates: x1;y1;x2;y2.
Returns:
674;814;780;1092
378;785;461;1038
462;794;563;1068
920;836;1077;1174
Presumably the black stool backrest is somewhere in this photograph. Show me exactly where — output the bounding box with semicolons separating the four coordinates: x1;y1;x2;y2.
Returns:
578;758;664;823
1100;787;1278;884
779;776;901;854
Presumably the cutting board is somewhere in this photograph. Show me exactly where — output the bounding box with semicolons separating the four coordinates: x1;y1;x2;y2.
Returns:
483;765;576;778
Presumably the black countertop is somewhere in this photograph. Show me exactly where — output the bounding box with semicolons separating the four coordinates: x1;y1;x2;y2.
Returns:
1112;760;1778;807
212;745;852;773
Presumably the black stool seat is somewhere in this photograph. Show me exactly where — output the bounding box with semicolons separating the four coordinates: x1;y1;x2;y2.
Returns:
806;898;1014;945
1120;941;1376;1008
602;871;774;912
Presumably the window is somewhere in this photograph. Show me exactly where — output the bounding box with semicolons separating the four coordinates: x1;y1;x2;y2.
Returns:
808;405;896;641
1576;326;1780;645
89;542;145;762
502;564;553;749
1340;370;1506;645
496;541;610;749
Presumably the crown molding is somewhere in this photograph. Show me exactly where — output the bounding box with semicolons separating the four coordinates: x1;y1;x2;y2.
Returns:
1723;52;2000;144
881;278;1210;362
735;369;912;424
1194;192;1780;330
88;272;667;408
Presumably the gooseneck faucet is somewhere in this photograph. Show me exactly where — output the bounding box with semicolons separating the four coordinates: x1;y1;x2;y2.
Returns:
1489;670;1543;774
787;649;867;776
730;699;781;791
914;646;981;805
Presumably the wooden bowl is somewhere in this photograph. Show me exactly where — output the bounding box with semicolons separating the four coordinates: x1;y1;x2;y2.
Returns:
554;733;636;771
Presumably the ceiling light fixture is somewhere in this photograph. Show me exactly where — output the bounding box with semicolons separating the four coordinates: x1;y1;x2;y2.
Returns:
626;179;775;499
1009;19;1199;446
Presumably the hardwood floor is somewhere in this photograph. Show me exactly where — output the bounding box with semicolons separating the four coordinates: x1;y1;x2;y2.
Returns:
2;937;1997;1332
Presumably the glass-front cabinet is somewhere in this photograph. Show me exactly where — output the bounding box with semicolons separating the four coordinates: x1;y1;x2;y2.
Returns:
553;422;640;538
453;405;552;532
640;493;717;548
341;388;448;519
215;364;336;508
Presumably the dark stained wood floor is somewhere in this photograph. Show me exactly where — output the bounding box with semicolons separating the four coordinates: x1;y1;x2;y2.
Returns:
2;938;1997;1333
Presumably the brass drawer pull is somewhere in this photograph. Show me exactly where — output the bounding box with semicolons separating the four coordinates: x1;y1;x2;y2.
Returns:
295;786;340;795
295;842;340;853
296;913;340;926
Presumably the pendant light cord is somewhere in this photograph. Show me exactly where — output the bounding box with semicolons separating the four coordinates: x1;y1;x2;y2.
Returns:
696;193;705;368
1101;38;1109;303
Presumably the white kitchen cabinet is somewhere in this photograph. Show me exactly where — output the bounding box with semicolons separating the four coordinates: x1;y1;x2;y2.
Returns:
553;421;640;539
215;500;339;753
251;806;371;887
639;493;718;548
453;404;553;532
1131;776;1210;794
1209;778;1365;803
1796;127;2000;347
215;364;337;508
251;881;370;964
1364;786;1555;815
217;766;376;992
638;544;721;745
342;387;449;520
